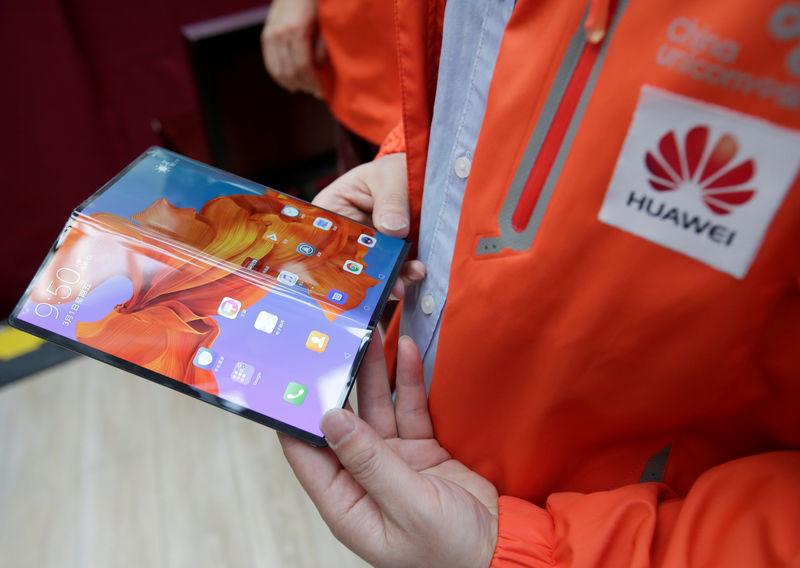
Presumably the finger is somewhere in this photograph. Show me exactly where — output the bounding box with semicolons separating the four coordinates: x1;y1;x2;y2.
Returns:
390;260;425;300
285;32;318;96
400;260;426;288
390;279;404;301
278;432;343;501
394;336;434;439
275;39;299;92
313;171;375;223
366;154;410;238
321;409;427;513
260;21;274;74
278;432;373;533
299;70;322;99
304;35;326;99
355;332;397;438
295;69;322;98
386;437;450;471
261;30;283;83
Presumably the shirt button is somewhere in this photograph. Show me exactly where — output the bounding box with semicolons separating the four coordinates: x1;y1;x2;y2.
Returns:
420;295;435;315
454;156;471;179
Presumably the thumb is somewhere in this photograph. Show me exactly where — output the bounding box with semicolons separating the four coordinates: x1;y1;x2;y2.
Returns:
366;153;410;238
321;409;422;509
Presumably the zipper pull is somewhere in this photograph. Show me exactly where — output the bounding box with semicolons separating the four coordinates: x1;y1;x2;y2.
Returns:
585;0;612;44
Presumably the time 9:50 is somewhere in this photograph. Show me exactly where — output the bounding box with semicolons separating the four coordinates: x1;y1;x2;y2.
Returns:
35;267;81;319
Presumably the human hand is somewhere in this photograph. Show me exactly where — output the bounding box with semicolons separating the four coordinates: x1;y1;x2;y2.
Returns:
261;0;324;97
279;335;499;568
313;153;425;297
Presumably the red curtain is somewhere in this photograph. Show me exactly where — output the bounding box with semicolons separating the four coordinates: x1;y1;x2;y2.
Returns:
0;0;266;318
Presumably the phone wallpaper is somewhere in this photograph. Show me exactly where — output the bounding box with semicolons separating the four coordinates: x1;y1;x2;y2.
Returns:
15;149;406;438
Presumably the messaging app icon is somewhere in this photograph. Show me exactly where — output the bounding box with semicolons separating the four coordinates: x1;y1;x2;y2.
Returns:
326;289;348;305
283;382;308;405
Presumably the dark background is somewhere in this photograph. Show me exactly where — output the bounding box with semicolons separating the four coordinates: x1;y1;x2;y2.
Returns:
1;0;335;319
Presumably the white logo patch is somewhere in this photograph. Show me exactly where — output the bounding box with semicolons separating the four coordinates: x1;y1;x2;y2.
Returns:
599;86;800;278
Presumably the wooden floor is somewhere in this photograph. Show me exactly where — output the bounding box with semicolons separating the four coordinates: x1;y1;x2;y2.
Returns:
0;357;369;568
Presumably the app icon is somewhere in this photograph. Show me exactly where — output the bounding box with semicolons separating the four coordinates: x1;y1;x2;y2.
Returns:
281;205;300;218
313;217;333;230
342;260;363;275
254;311;279;333
306;331;329;353
326;289;348;305
283;382;308;405
277;270;299;286
192;347;217;370
296;242;316;256
357;234;377;248
231;361;255;385
217;297;242;319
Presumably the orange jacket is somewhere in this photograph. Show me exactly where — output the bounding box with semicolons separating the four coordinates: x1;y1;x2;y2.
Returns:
315;0;401;145
383;0;800;565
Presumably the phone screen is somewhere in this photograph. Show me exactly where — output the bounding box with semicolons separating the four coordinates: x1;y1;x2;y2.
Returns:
10;148;409;444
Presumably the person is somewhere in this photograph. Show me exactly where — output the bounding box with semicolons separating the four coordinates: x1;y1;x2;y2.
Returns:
280;0;800;566
261;0;401;172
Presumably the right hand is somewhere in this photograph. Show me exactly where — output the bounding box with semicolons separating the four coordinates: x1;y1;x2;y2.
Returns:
313;153;426;297
279;335;499;568
261;0;324;97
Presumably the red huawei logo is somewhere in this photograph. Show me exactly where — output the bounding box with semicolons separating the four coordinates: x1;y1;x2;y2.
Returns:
645;126;756;215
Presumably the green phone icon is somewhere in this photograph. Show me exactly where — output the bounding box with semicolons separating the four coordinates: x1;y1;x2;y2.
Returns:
283;382;307;405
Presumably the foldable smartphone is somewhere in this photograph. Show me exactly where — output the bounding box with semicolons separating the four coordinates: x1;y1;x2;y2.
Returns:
10;148;409;445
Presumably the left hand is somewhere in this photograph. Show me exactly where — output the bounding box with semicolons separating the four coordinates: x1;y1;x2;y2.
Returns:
261;0;325;97
279;335;499;568
312;153;426;300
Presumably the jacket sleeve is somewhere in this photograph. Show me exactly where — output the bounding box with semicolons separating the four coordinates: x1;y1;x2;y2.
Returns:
375;120;406;158
490;451;800;567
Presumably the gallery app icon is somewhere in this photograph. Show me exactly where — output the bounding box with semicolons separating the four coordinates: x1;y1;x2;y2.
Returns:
254;311;279;334
192;347;217;370
327;289;348;305
231;361;255;385
296;242;316;256
306;331;329;353
313;217;333;230
283;382;308;405
342;260;363;275
277;270;299;286
281;205;300;218
217;297;241;319
357;234;376;248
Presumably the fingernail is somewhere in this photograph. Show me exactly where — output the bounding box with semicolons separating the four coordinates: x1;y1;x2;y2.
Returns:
380;213;408;232
321;409;356;449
